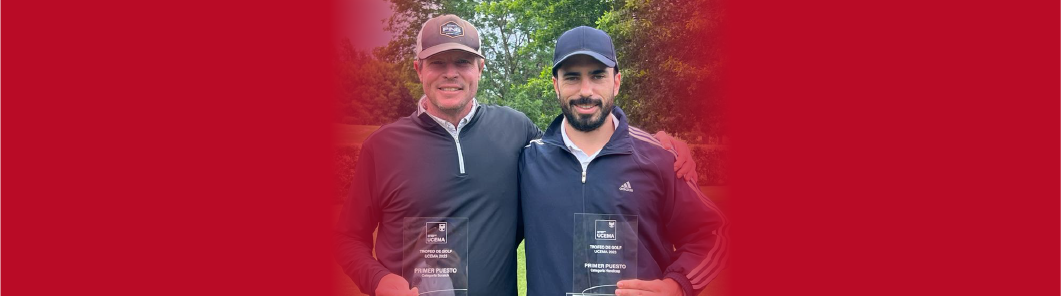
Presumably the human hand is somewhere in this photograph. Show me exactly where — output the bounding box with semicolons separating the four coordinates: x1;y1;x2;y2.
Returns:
375;273;420;296
614;278;684;296
654;131;698;182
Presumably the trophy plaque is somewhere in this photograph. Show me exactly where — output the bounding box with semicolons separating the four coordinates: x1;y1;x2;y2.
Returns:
568;213;638;296
402;217;469;296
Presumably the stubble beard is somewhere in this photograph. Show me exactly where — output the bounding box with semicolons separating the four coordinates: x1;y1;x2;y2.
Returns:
426;93;473;122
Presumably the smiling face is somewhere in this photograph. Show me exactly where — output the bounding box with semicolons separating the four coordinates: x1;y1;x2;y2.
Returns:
552;54;622;132
415;50;484;116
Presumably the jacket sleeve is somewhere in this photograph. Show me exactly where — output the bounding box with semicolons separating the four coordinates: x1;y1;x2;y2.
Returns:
334;142;392;295
526;116;544;142
661;174;730;296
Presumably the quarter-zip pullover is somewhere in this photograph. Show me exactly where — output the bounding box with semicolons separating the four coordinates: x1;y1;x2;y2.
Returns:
336;104;542;296
417;96;479;173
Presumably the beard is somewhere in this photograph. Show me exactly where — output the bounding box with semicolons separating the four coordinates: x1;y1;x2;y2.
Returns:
561;96;614;132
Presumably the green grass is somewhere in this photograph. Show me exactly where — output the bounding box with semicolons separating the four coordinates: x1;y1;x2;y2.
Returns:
517;240;527;296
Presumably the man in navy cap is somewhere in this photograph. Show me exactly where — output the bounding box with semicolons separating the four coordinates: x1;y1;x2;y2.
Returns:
519;26;728;296
334;16;701;296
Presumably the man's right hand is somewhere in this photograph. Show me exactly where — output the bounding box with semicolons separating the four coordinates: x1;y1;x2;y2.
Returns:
375;274;419;296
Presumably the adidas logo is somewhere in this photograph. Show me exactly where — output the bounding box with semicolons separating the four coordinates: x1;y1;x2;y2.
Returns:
619;181;633;192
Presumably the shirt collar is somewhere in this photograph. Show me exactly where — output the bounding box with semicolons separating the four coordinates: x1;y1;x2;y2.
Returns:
560;113;619;153
417;96;479;133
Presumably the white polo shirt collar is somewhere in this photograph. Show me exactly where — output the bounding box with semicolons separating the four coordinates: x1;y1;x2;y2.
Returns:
560;114;619;171
417;96;479;138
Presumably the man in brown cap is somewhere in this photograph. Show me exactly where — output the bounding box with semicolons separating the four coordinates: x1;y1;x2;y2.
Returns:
334;15;697;296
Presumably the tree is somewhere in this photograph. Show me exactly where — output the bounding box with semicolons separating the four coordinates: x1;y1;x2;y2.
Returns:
335;38;413;125
599;0;725;141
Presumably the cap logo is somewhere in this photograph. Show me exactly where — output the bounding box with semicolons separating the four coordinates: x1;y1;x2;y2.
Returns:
440;21;464;38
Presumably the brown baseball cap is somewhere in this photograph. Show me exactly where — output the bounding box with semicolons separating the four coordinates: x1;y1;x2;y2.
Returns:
416;14;484;59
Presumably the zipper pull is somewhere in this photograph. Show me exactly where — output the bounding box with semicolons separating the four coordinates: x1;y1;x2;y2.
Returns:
581;170;587;184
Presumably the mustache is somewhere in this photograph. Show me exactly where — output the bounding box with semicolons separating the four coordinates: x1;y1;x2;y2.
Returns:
568;96;602;106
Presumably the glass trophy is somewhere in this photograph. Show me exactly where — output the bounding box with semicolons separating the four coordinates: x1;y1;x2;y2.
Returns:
568;213;638;296
402;217;469;296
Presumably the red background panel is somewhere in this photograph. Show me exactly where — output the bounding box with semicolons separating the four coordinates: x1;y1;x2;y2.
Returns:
725;0;1059;295
4;0;336;295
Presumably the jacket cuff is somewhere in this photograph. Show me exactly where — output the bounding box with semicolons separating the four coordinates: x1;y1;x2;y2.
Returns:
366;269;390;296
664;272;694;296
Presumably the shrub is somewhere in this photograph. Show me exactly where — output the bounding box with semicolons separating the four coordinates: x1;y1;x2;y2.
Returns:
690;145;727;186
335;144;361;204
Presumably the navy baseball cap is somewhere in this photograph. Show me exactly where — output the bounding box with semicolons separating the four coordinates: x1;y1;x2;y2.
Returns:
552;26;618;76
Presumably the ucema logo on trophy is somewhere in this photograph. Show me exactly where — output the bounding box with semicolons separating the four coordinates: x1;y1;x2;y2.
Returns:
594;220;616;240
425;222;448;244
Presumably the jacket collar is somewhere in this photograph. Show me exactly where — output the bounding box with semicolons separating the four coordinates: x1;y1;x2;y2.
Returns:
412;100;483;135
541;106;633;155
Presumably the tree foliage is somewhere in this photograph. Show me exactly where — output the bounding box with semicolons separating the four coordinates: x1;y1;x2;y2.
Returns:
472;0;613;128
336;39;414;125
599;0;725;141
336;0;724;142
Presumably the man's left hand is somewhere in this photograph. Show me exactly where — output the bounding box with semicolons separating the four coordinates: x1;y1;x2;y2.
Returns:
615;278;684;296
654;131;698;182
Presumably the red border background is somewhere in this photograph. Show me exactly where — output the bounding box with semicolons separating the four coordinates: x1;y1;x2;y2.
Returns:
725;0;1060;294
4;0;1058;295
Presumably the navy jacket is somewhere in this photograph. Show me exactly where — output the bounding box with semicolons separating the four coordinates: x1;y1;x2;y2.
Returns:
335;105;542;296
519;107;728;296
